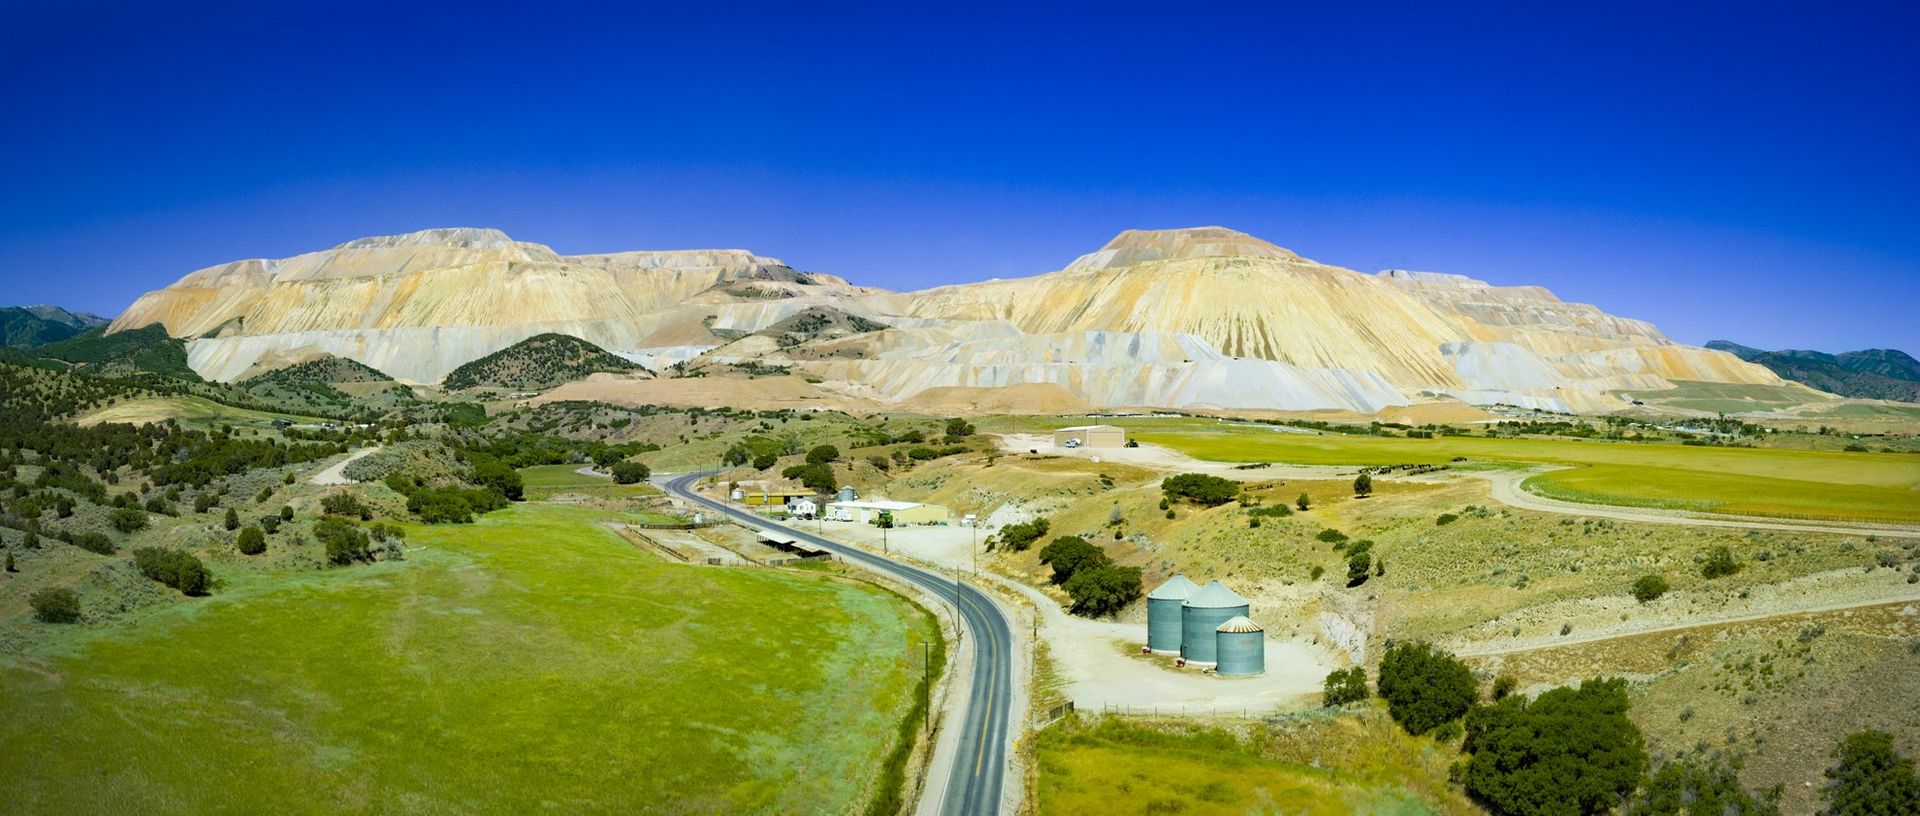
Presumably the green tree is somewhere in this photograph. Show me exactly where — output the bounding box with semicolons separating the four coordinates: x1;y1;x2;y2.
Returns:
4;551;13;572
1462;677;1648;816
752;452;778;470
1039;536;1111;585
1296;492;1311;511
1062;565;1141;617
279;504;294;521
1322;667;1369;706
1701;546;1740;579
1820;730;1920;816
611;461;651;484
1377;641;1477;735
236;526;266;555
1631;574;1670;603
224;507;240;531
781;462;836;493
1346;549;1374;587
1353;472;1373;498
29;586;80;623
944;417;975;438
805;444;840;465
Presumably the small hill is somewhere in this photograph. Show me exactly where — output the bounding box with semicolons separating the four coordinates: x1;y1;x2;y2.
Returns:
1707;341;1920;402
245;355;396;386
757;306;889;348
442;333;645;390
1;305;110;347
35;324;200;381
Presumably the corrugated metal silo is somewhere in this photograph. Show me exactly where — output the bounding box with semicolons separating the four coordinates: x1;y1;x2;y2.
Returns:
1180;580;1249;664
1146;574;1200;654
1214;616;1265;676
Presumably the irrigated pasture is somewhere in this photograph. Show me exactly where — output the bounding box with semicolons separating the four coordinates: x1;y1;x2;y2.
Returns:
0;504;936;814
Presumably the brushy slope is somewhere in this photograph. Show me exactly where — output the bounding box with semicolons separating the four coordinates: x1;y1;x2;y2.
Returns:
441;333;642;390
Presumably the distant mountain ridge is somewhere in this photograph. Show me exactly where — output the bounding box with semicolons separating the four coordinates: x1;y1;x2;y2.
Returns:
1;305;110;347
109;225;1783;414
1706;341;1920;403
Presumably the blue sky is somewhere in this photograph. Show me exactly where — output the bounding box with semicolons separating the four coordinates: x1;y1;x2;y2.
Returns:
2;1;1915;352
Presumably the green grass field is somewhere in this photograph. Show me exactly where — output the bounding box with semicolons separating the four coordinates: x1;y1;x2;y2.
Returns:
1035;712;1473;815
0;504;937;814
517;464;661;500
76;394;329;431
989;416;1920;523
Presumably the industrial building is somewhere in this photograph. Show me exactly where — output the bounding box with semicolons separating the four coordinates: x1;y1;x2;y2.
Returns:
1146;574;1200;654
1051;424;1126;449
1213;616;1265;676
1178;580;1250;667
736;489;813;507
823;499;950;525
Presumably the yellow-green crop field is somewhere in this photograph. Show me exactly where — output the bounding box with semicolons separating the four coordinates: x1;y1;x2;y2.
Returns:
987;416;1920;523
0;504;936;814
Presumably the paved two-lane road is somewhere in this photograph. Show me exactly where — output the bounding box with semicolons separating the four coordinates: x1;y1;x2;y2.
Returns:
661;473;1013;815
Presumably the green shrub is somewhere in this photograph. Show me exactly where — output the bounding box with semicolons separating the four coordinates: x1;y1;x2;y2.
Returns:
1631;574;1670;603
223;507;240;531
1701;546;1740;579
1627;756;1783;816
109;507;148;533
1322;667;1369;706
315;517;372;565
1316;528;1348;544
1463;678;1647;816
70;532;115;555
30;587;81;623
1161;473;1239;507
752;452;778;471
1296;492;1311;511
805;444;839;464
236;526;266;555
133;547;210;595
1820;730;1920;816
998;518;1050;552
1377;641;1476;735
1491;674;1517;700
1436;513;1459;526
610;461;651;484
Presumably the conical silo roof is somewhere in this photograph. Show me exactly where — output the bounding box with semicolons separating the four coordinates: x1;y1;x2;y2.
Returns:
1215;615;1262;633
1183;580;1248;609
1148;573;1201;601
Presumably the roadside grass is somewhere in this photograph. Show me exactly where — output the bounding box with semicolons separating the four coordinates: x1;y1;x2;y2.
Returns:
0;503;935;814
1034;709;1476;815
985;416;1920;524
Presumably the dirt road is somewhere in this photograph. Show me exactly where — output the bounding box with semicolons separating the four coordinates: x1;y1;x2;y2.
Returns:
309;446;382;486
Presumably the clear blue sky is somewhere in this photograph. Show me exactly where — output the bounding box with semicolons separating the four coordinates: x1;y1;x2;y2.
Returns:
3;1;1915;352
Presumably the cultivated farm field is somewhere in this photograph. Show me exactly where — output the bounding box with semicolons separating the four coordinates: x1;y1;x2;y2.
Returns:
987;416;1920;524
0;503;937;814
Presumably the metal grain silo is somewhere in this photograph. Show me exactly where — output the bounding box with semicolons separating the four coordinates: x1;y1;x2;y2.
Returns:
1180;580;1249;664
1213;616;1265;676
1146;574;1200;654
